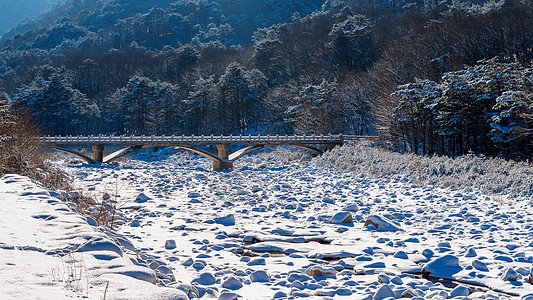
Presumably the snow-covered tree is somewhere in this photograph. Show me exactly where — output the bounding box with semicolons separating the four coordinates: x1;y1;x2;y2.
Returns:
217;62;267;133
185;75;217;134
437;58;529;155
327;14;374;70
393;79;442;154
393;57;533;158
0;93;13;143
13;67;98;135
490;91;533;157
115;76;178;135
252;25;281;67
287;80;337;134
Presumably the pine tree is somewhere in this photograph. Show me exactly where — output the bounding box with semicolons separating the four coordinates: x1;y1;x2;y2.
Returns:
287;80;337;134
393;79;442;154
252;25;281;67
490;91;533;157
327;14;374;70
116;76;177;135
13;67;97;135
0;93;13;144
217;62;267;133
185;75;217;134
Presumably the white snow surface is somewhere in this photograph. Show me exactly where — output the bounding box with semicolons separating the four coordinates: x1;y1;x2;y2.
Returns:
2;150;533;299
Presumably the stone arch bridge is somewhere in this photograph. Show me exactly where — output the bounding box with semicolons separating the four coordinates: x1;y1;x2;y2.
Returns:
40;135;371;171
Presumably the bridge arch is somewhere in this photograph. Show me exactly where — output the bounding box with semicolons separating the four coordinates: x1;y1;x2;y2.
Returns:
46;144;227;165
45;142;324;171
46;146;98;164
228;144;323;162
102;144;225;164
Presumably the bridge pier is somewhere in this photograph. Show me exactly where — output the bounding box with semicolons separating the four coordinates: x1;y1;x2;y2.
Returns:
214;144;233;171
92;145;104;163
217;144;230;159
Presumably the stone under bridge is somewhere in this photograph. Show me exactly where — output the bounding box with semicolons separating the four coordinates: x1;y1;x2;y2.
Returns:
40;134;371;170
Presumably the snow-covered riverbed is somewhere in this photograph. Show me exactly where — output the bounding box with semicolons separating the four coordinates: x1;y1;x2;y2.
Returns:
2;150;533;299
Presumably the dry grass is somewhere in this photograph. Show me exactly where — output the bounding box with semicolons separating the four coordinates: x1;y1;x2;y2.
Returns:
50;253;88;296
1;107;122;229
313;142;533;199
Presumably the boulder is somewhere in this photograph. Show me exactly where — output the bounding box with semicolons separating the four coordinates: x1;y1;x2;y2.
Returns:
330;212;353;224
221;276;243;290
377;274;390;284
247;258;266;266
305;265;337;277
450;285;470;298
501;267;518;281
422;255;462;278
363;215;403;232
192;272;216;285
373;284;395;300
219;292;240;300
250;270;270;282
344;204;359;212
165;239;176;250
135;193;150;203
471;259;489;272
215;214;235;226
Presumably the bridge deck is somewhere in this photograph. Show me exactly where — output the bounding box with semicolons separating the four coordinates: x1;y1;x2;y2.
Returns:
40;134;372;146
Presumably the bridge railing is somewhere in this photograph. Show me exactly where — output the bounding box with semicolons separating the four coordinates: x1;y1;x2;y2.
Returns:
39;134;376;146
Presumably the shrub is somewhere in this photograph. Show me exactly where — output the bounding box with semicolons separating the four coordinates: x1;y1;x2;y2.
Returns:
313;143;533;199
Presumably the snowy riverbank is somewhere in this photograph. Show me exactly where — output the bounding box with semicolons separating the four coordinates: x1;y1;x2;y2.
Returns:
2;150;533;299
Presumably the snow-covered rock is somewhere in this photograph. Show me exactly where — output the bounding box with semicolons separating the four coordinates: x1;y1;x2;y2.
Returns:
501;267;519;281
165;239;176;249
219;292;240;300
247;257;266;266
472;259;489;271
305;265;337;277
330;211;353;224
192;272;216;285
363;215;403;232
422;255;462;278
215;214;235;226
373;284;395;300
450;285;470;297
377;274;390;284
75;237;123;256
221;276;243;290
250;270;270;282
344;204;359;211
135;192;150;203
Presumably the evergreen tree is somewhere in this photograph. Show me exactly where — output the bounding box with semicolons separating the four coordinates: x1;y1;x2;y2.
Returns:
287;80;337;134
13;67;98;135
185;75;217;134
0;93;13;144
490;91;533;158
393;79;442;154
437;58;528;155
327;14;374;70
252;25;281;67
217;62;267;133
115;76;178;135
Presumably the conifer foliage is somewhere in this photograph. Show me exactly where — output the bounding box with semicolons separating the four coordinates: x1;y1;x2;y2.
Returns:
393;58;533;158
13;67;98;135
111;76;178;135
287;80;338;134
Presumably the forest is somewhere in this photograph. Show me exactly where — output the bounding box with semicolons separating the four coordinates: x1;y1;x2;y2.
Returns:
0;0;532;160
